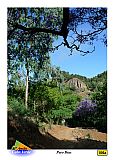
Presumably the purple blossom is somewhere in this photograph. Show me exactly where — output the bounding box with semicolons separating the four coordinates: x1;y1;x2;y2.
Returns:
74;99;97;117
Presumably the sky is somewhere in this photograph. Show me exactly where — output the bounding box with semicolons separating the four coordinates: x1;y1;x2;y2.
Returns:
0;1;115;160
50;36;107;78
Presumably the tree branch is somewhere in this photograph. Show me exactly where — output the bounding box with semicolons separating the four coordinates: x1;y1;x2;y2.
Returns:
8;8;70;41
8;23;63;39
75;27;106;37
8;8;106;54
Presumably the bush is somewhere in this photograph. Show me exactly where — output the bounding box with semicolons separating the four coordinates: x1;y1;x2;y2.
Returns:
28;81;81;124
90;82;107;132
8;97;27;116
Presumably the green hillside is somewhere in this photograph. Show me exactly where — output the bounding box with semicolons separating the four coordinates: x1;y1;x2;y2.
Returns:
61;70;107;92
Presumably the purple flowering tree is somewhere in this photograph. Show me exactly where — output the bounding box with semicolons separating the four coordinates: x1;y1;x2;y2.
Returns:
74;99;97;118
72;99;97;129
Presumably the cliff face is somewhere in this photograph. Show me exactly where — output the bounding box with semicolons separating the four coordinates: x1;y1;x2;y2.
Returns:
66;78;87;92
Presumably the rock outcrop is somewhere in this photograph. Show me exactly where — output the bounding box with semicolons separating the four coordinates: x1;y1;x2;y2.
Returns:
66;78;87;92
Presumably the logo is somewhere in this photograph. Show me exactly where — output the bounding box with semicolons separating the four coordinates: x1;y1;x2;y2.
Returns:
97;150;108;156
11;140;32;155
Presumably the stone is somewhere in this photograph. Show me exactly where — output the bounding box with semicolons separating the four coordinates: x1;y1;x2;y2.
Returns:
66;78;87;92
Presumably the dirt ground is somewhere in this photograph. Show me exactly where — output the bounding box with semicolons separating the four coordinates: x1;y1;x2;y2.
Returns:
47;125;107;142
8;112;107;149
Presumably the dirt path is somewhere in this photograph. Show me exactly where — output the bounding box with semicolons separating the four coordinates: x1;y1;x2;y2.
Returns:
8;112;107;149
47;125;107;142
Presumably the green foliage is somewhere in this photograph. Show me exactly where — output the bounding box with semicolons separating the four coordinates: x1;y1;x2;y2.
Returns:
8;8;57;108
87;71;107;91
8;84;25;100
61;70;107;92
61;70;88;82
8;8;63;77
48;87;81;124
90;80;107;132
69;79;107;132
50;92;79;121
8;97;27;116
7;7;107;132
8;62;107;130
28;81;81;124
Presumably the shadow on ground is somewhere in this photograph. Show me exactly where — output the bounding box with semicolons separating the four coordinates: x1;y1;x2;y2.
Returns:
8;111;107;149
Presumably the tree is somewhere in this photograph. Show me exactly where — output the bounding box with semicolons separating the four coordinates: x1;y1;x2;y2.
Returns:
71;78;107;132
87;71;107;92
8;8;107;108
91;80;107;132
8;8;107;55
29;83;80;125
8;8;54;108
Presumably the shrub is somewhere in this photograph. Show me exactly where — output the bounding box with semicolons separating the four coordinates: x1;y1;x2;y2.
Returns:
8;97;27;116
90;81;107;132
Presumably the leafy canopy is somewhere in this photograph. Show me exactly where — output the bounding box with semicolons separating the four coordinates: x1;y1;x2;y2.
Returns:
8;8;107;55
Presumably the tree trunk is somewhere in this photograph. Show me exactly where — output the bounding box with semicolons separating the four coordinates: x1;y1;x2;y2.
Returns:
34;100;36;112
25;61;29;109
